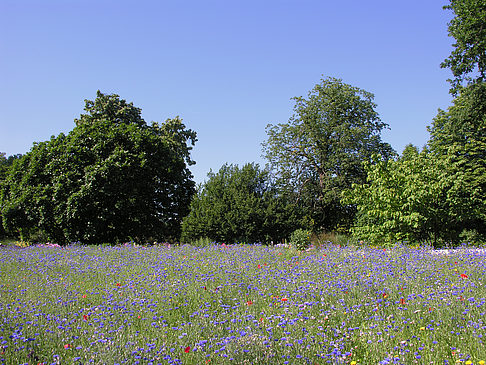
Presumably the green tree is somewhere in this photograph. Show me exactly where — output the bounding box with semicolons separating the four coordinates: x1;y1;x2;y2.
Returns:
427;83;486;240
0;153;22;182
0;153;22;238
181;163;299;244
441;0;486;94
263;77;395;231
343;146;477;247
0;92;196;244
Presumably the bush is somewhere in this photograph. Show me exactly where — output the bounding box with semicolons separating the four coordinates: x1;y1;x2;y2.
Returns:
290;228;311;251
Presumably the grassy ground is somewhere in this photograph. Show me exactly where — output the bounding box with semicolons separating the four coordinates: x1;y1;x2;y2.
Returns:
1;243;485;364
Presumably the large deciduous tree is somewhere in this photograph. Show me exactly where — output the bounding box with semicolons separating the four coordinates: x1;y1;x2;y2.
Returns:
181;163;299;244
441;0;486;94
263;77;394;231
427;83;486;240
0;91;197;244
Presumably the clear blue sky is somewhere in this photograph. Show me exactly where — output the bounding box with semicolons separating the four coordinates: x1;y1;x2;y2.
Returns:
1;0;454;184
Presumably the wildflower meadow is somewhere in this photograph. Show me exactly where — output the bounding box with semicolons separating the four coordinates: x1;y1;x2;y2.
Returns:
1;243;485;364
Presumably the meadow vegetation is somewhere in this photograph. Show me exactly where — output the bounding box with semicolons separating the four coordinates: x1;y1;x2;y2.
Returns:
1;243;485;364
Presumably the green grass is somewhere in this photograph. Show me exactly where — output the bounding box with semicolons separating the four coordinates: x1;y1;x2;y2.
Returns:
0;243;485;364
0;238;26;248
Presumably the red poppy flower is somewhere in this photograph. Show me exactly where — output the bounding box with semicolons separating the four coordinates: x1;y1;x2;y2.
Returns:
257;264;261;269
281;297;288;302
461;273;468;279
64;344;70;349
184;346;191;353
247;300;253;306
83;314;89;321
400;298;405;305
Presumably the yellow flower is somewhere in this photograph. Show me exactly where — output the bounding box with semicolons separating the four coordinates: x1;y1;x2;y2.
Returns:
465;361;472;365
479;361;485;365
350;362;357;365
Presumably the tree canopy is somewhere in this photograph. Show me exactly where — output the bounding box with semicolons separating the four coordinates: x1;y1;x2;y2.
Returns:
181;163;299;244
0;153;22;238
0;92;196;244
342;146;480;247
428;83;486;239
441;0;486;94
263;77;394;231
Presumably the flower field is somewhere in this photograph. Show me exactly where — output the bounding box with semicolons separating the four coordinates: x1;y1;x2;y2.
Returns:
1;244;485;364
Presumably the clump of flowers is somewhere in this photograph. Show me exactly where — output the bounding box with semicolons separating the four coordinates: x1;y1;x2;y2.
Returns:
290;228;311;251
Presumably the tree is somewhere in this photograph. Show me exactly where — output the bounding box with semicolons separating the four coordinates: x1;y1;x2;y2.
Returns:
263;77;395;231
343;146;478;247
0;92;197;244
0;153;22;238
441;0;486;94
427;83;486;240
181;163;299;244
0;153;22;181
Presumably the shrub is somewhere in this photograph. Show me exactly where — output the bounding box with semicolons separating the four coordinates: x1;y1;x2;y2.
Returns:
290;228;311;251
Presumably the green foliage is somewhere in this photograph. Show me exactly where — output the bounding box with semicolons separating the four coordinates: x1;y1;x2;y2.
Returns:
312;231;353;248
428;82;486;238
181;163;299;244
0;153;22;238
343;145;482;247
459;229;486;245
263;77;395;232
0;92;196;244
441;0;486;94
289;228;311;251
0;153;22;182
191;237;215;248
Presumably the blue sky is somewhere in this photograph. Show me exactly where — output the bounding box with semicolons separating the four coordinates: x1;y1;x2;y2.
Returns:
1;0;454;184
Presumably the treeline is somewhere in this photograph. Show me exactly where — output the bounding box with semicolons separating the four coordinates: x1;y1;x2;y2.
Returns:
1;0;484;247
